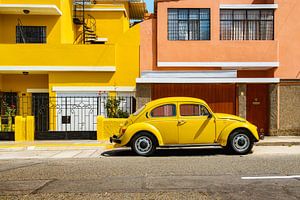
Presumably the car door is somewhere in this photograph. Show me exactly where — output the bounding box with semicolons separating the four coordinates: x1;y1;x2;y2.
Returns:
147;103;179;144
178;103;215;144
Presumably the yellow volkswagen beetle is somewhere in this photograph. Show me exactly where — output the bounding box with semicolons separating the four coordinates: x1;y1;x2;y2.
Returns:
110;97;262;156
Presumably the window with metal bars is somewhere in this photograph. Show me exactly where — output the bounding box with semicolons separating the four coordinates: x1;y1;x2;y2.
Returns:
168;8;210;40
16;26;47;43
220;9;274;40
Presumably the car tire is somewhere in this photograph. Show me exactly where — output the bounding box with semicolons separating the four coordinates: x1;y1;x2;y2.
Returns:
226;130;254;155
131;132;157;156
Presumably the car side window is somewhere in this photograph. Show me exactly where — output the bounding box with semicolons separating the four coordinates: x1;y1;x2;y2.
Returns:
180;104;210;116
150;104;176;117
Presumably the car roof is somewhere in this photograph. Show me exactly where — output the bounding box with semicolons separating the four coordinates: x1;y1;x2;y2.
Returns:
145;97;208;108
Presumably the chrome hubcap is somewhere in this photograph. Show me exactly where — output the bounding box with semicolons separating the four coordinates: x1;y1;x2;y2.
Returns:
135;136;152;154
233;134;250;152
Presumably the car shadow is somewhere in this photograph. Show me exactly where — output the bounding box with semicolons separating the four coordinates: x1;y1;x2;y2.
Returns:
101;146;238;157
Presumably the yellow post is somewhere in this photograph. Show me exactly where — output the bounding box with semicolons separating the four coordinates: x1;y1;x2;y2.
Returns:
15;116;26;141
97;115;105;140
26;116;35;141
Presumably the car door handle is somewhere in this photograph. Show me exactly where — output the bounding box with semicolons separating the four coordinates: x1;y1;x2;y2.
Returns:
177;120;186;126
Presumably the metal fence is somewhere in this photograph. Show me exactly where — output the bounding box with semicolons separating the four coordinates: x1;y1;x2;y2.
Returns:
0;95;136;139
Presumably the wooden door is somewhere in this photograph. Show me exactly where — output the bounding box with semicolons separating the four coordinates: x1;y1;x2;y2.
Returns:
246;84;269;135
152;84;236;114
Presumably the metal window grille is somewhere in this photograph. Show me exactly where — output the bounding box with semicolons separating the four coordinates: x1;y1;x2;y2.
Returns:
220;9;274;40
168;8;210;41
16;26;47;43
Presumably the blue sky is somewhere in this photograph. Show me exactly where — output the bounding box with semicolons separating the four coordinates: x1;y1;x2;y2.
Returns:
145;0;154;13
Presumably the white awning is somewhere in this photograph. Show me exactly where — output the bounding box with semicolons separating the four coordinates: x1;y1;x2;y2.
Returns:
0;4;62;15
52;86;136;92
137;71;280;84
136;77;280;84
158;62;279;69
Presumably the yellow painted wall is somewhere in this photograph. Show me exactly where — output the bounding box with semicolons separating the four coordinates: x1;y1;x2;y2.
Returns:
0;44;116;66
1;74;48;93
48;24;140;91
83;12;125;44
0;1;141;94
0;15;61;44
60;0;76;44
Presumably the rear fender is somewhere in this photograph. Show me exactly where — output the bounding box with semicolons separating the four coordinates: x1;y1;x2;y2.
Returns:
118;122;164;147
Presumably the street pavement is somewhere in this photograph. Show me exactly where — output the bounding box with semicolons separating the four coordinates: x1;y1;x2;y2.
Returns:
0;145;299;199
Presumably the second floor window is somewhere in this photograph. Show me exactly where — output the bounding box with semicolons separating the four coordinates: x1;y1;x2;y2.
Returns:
168;8;210;40
16;26;47;43
220;9;274;40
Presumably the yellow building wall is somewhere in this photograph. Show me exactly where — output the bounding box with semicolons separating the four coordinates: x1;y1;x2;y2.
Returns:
0;1;140;95
48;24;140;92
60;0;76;44
0;0;75;44
1;74;48;94
0;15;61;44
83;12;125;44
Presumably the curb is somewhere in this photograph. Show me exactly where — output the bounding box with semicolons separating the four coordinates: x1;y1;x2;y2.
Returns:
0;143;114;151
256;142;300;146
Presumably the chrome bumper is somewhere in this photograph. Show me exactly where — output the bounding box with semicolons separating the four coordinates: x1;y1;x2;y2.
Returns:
110;135;121;144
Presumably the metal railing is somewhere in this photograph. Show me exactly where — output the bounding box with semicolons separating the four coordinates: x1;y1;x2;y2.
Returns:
0;95;136;133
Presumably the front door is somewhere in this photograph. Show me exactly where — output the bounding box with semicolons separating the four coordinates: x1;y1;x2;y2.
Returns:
246;84;269;135
178;103;215;144
32;93;49;133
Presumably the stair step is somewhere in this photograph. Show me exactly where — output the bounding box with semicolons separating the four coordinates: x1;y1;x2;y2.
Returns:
85;33;96;36
89;38;108;44
85;29;94;32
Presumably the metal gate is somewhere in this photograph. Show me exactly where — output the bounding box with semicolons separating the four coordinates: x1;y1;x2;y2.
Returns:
32;95;136;140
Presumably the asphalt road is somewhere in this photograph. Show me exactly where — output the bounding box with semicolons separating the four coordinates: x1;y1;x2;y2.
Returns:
0;146;300;200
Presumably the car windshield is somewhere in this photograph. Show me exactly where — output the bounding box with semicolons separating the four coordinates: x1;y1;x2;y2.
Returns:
133;105;146;116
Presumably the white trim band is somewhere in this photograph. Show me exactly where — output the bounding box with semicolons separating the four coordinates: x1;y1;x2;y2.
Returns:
158;62;279;68
75;8;128;17
0;66;116;72
0;4;62;15
220;4;278;9
27;89;49;93
52;86;136;92
141;70;237;78
136;78;280;84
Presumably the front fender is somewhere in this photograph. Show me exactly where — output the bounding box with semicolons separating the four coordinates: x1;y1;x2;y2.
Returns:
117;122;164;147
217;121;259;147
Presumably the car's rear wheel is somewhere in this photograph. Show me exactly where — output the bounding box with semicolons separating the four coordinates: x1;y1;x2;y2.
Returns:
226;130;254;155
131;132;157;156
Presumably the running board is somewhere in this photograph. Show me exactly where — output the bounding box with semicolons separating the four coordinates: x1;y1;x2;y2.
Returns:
159;144;221;148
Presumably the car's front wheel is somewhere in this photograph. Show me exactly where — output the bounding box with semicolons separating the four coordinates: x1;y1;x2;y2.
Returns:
131;132;157;156
226;130;254;155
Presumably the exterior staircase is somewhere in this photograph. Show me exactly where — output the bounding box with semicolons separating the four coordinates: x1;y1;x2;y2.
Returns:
73;0;105;44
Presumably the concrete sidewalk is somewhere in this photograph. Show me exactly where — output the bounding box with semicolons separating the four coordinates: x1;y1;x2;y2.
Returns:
256;136;300;146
